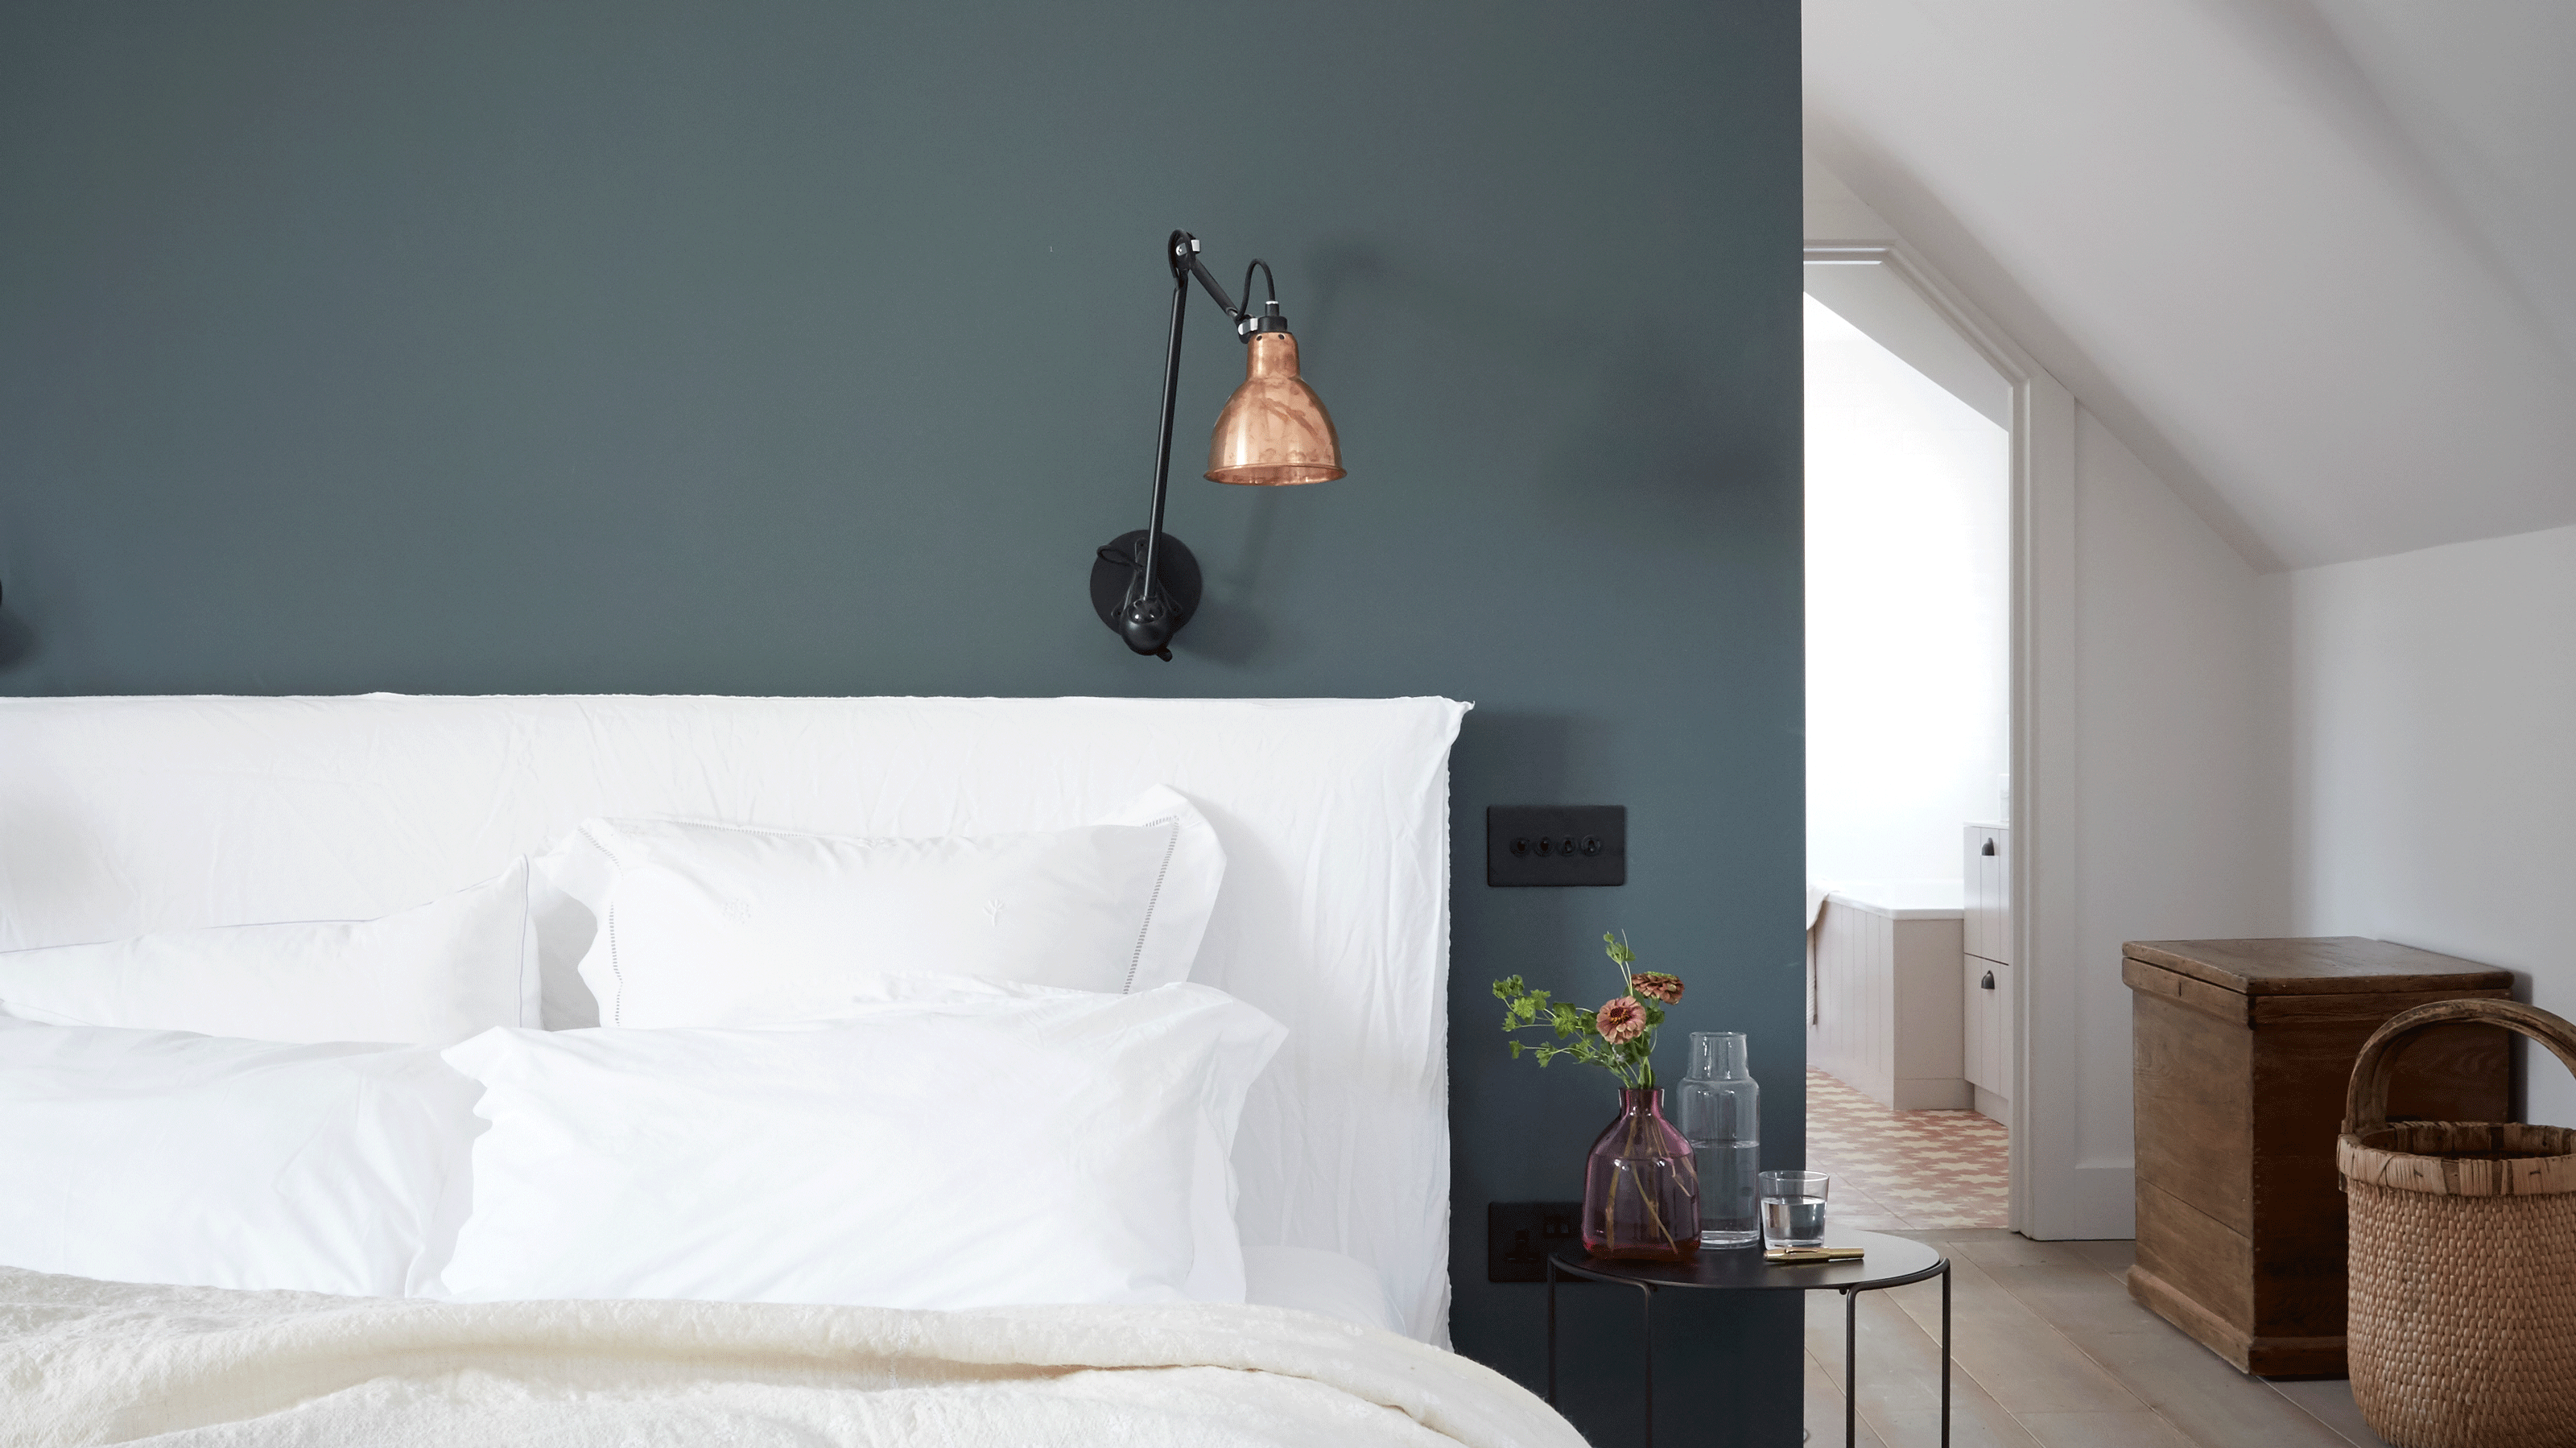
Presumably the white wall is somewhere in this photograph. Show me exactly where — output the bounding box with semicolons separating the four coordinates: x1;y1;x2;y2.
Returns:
2071;407;2285;1218
1806;293;2009;887
1810;157;2285;1237
2278;522;2576;1125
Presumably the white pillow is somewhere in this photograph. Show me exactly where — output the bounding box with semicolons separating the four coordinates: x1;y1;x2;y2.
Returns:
0;860;540;1046
548;786;1224;1029
0;1017;478;1297
1243;1246;1404;1334
434;983;1284;1309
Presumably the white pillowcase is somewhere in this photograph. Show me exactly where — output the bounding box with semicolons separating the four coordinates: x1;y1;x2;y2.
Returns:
1243;1246;1404;1334
0;1017;478;1297
435;984;1284;1310
0;860;540;1046
548;786;1224;1029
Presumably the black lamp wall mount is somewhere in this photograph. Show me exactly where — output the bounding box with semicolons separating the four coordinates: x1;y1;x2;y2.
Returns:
1091;231;1343;660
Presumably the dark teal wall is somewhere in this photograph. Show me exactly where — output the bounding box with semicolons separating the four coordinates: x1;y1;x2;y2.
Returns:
0;2;1804;1437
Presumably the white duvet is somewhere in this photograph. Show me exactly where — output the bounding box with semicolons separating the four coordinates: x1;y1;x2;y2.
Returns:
1;1268;1579;1448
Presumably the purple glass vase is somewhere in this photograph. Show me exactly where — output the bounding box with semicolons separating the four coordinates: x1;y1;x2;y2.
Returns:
1581;1086;1702;1260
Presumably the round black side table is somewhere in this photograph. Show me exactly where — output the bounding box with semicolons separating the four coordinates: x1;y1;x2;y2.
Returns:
1545;1227;1949;1448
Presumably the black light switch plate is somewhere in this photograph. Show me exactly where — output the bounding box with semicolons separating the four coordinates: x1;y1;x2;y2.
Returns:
1487;805;1625;886
1488;1200;1586;1282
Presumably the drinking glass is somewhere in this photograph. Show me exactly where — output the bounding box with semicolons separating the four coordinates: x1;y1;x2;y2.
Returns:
1759;1170;1830;1249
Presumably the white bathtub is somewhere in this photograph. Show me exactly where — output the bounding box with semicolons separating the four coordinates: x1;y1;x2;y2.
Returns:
1806;879;1967;1110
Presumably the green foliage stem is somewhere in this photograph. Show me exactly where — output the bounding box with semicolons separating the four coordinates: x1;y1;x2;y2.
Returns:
1490;931;1669;1090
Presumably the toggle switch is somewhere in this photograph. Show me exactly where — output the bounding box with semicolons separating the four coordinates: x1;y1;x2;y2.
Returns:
1486;807;1625;886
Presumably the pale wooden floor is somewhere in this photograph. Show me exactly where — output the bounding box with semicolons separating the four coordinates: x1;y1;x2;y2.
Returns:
1802;1229;2393;1447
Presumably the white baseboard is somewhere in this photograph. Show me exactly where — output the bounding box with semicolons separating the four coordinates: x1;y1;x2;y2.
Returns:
1893;1076;1974;1110
2023;1161;2136;1240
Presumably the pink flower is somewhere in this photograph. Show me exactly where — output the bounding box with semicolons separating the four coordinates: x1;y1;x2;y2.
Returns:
1632;972;1683;1004
1596;996;1647;1043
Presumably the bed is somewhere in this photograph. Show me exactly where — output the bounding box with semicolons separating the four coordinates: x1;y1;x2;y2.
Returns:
0;694;1579;1446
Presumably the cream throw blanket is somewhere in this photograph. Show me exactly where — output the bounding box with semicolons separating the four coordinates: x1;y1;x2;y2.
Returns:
2;1268;1582;1447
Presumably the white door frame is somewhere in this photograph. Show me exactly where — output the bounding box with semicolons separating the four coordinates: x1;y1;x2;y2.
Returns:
1803;243;2091;1238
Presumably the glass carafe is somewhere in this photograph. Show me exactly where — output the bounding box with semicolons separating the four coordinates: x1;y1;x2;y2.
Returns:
1674;1031;1761;1247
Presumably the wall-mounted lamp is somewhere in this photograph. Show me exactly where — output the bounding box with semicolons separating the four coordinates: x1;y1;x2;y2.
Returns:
1090;231;1343;660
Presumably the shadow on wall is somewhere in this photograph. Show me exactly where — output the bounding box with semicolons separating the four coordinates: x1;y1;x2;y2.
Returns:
1173;489;1291;666
1299;236;1785;547
1451;706;1587;984
1458;708;1580;802
0;600;34;673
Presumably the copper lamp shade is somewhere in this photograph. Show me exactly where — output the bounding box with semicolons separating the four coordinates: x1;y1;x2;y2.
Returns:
1206;331;1344;485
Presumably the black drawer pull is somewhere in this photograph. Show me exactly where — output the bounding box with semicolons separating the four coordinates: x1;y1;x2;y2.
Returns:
1980;971;1996;990
1980;839;1996;856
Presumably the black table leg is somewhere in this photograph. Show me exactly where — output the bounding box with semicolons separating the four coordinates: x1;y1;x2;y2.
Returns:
1632;1280;1656;1448
1536;1240;1947;1448
1545;1256;1558;1407
1843;1287;1858;1448
1544;1262;1657;1447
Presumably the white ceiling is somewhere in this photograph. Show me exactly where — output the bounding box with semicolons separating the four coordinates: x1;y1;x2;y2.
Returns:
1805;0;2576;571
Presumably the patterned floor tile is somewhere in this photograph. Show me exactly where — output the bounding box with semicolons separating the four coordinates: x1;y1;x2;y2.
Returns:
1806;1068;2010;1230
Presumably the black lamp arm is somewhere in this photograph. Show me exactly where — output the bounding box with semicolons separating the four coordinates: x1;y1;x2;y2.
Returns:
1107;230;1276;660
1125;230;1259;654
1132;239;1195;634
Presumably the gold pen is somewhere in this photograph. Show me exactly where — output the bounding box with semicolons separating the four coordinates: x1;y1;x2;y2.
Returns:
1764;1246;1867;1263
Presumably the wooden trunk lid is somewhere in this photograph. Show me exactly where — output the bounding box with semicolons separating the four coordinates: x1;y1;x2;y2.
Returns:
2122;938;2513;997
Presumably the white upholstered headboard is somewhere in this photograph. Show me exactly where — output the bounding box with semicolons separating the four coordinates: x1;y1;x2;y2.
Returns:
0;694;1466;1342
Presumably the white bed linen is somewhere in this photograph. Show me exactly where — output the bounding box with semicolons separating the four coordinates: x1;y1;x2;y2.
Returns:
1243;1246;1404;1334
0;1267;1580;1448
435;986;1283;1309
552;786;1224;1025
0;1021;475;1298
0;860;537;1045
0;695;1466;1342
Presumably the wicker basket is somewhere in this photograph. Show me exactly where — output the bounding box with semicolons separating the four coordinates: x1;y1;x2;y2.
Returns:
2339;999;2576;1448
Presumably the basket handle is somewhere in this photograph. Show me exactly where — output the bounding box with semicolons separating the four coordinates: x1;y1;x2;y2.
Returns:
2344;997;2576;1137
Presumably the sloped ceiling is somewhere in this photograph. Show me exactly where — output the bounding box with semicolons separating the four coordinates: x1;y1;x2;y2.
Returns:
1806;0;2576;571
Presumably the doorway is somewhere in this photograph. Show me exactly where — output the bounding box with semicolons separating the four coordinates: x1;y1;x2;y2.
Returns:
1802;254;2014;1230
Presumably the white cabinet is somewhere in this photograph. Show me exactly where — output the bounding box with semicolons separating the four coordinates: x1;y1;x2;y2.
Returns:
1963;955;1991;1093
1961;823;2013;1117
1962;955;2014;1104
1963;822;2011;965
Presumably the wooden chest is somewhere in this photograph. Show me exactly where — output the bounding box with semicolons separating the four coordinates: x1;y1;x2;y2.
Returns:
2124;937;2512;1376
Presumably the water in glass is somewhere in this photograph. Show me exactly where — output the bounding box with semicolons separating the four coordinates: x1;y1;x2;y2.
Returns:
1758;1169;1830;1249
1761;1194;1828;1248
